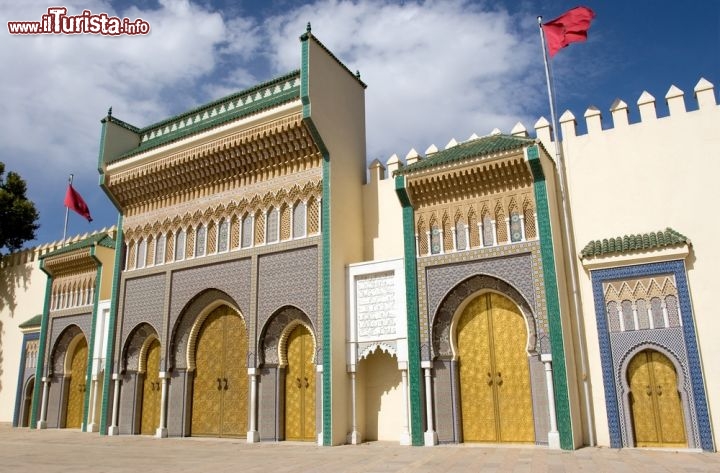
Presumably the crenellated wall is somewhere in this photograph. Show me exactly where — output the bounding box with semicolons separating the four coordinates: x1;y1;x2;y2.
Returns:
361;77;719;448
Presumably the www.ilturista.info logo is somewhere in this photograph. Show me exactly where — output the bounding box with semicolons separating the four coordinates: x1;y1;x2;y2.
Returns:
7;7;150;35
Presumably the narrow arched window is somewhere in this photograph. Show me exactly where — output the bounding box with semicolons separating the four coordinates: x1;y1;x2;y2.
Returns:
241;214;252;248
455;219;467;251
266;207;279;243
218;219;229;252
293;201;306;238
482;214;493;247
137;238;147;269
175;229;186;261
155;234;166;266
195;224;206;257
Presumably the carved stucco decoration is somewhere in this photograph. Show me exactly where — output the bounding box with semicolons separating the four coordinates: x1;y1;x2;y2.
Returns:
259;306;316;367
431;274;538;359
169;288;240;370
122;322;160;373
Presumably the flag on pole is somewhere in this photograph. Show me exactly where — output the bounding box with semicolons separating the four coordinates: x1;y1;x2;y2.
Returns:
542;6;596;57
64;184;93;222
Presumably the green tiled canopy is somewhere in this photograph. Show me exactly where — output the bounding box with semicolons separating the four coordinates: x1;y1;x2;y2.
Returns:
580;228;689;258
395;134;534;175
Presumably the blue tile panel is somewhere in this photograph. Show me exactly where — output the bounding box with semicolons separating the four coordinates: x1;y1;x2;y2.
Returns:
590;260;714;451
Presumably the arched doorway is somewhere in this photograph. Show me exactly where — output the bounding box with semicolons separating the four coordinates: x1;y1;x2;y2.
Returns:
457;292;534;443
191;305;248;437
284;324;315;441
140;338;161;435
65;337;88;429
628;349;687;447
21;377;35;427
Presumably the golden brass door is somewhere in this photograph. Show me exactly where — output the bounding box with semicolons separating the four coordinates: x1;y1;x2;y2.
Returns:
140;339;161;435
191;306;248;437
65;338;88;429
628;349;687;447
285;325;316;441
458;293;534;443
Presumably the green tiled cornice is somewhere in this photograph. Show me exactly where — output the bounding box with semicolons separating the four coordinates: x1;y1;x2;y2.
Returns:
580;228;689;258
106;71;302;164
395;134;534;175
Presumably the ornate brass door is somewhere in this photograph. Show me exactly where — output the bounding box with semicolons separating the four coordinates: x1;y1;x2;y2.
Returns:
191;306;248;437
140;339;161;435
628;349;687;447
65;338;88;429
458;293;534;443
285;325;315;441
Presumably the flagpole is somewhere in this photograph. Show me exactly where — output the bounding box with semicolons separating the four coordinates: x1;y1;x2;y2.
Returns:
63;174;73;245
538;16;596;447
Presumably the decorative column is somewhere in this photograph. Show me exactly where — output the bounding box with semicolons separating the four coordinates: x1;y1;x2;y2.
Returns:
422;361;438;446
317;197;322;232
414;234;420;258
451;226;457;252
37;377;50;429
464;224;470;250
438;230;445;254
88;375;99;432
247;368;259;442
490;219;497;246
505;217;511;243
348;366;361;444
156;372;169;438
425;230;431;256
108;374;121;435
477;221;484;248
316;364;323;446
399;362;411;445
519;215;526;242
541;354;560;449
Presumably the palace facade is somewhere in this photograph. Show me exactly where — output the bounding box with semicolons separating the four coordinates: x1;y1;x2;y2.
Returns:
2;29;718;451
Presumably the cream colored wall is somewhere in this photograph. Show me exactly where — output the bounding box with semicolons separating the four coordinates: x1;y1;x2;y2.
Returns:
538;80;719;447
94;245;117;301
0;250;47;423
362;162;404;261
306;36;367;445
357;350;404;441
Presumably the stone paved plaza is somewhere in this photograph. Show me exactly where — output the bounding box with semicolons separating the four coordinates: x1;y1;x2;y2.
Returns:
0;424;718;473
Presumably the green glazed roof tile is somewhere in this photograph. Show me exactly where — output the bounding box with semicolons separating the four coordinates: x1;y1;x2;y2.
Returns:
107;70;302;163
394;134;535;176
41;233;115;259
580;228;689;258
19;314;42;329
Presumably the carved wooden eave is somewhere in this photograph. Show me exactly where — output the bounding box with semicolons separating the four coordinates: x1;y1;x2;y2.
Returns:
104;108;323;216
42;248;98;278
404;149;533;208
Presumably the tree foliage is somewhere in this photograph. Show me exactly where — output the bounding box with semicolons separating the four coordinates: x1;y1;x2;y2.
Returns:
0;162;40;255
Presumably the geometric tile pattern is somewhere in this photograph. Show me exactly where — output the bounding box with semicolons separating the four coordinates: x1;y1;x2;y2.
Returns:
590;259;714;451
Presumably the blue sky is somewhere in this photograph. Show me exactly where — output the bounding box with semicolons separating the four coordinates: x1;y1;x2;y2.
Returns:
1;0;718;247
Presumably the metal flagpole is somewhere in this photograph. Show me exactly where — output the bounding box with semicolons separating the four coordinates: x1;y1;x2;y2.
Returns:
63;174;73;245
537;16;596;447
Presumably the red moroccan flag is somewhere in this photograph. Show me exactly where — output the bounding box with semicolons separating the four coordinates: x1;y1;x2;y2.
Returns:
542;6;596;57
64;184;93;222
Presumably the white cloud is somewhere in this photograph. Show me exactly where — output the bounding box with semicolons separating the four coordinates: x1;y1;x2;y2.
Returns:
263;0;543;160
1;0;542;244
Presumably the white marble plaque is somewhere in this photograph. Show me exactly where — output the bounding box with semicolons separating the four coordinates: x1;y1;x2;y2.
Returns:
356;271;396;339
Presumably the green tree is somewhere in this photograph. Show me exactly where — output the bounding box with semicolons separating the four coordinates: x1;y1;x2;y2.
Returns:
0;162;40;255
